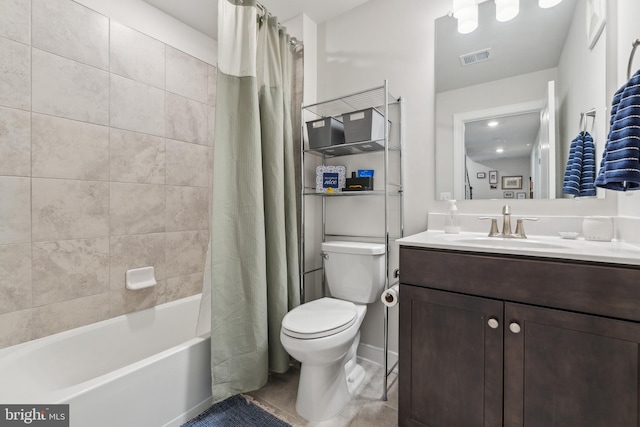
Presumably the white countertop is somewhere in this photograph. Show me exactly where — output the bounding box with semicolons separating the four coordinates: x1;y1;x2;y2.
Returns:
398;230;640;267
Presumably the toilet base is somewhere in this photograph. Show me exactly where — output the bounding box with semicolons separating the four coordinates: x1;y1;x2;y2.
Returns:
295;333;365;422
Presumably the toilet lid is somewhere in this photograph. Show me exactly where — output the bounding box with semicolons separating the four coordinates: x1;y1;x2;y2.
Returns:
282;298;357;339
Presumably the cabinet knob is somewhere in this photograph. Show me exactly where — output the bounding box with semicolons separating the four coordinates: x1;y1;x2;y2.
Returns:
487;318;499;329
509;322;521;334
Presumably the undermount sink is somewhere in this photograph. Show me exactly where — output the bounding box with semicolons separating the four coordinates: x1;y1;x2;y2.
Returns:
445;236;570;249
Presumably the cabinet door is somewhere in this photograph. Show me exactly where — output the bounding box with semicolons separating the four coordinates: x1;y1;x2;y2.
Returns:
504;302;640;427
399;285;503;427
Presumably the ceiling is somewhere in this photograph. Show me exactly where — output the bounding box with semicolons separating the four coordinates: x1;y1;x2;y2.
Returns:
465;112;541;162
142;0;371;40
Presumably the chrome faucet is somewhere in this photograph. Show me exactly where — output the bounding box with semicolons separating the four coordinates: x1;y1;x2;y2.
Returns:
501;205;512;237
479;205;538;238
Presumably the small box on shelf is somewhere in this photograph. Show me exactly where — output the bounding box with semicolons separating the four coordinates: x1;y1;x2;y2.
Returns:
306;117;345;149
343;108;390;143
315;165;346;193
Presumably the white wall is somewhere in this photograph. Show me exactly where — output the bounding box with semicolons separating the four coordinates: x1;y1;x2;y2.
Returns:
317;0;625;361
467;157;531;200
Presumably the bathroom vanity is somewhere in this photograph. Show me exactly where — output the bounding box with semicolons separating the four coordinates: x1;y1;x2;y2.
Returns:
398;234;640;427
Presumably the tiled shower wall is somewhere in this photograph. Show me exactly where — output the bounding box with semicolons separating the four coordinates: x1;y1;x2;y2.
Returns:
0;0;216;349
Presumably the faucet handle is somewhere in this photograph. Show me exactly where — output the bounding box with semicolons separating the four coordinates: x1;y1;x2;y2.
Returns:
478;216;500;237
513;217;539;239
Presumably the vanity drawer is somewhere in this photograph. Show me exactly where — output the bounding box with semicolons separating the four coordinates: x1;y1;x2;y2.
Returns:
400;246;640;323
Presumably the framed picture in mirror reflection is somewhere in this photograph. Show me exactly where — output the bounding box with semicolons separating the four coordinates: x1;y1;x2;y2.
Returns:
489;170;498;184
502;176;522;190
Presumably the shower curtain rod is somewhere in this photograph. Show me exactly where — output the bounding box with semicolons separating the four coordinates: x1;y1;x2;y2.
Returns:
256;1;303;49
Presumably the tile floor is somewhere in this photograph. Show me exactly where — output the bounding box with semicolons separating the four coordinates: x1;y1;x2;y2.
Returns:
247;358;398;427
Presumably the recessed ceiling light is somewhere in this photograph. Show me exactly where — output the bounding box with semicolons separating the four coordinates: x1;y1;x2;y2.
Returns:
488;121;499;127
496;148;504;153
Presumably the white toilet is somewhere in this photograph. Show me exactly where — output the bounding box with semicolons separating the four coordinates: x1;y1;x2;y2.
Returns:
280;241;386;421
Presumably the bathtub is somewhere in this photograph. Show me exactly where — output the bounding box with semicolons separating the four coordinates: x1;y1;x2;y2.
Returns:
0;294;212;427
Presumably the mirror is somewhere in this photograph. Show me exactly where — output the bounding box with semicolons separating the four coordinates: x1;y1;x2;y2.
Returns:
435;0;608;200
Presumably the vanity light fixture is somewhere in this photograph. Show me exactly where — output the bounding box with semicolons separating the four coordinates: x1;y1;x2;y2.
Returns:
453;0;478;34
495;0;519;22
538;0;562;8
454;0;563;33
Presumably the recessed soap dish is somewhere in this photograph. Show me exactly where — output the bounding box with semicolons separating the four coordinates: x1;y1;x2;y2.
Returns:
559;231;580;240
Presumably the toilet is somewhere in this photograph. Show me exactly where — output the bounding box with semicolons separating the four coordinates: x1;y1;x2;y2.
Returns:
280;241;386;421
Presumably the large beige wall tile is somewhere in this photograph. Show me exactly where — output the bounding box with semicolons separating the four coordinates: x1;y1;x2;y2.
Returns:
166;230;209;278
110;183;165;236
0;243;31;314
164;272;203;303
32;178;109;241
109;287;156;317
110;129;166;184
0;177;30;244
0;309;32;349
32;114;109;180
154;280;169;304
32;0;108;70
31;293;110;339
32;238;109;306
0;37;30;110
166;139;210;187
110;21;165;89
0;106;30;176
111;74;165;137
166;93;207;145
166;186;209;232
32;49;109;125
0;0;30;45
166;46;208;103
109;233;166;290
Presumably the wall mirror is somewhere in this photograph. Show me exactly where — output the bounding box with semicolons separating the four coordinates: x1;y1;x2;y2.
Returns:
434;0;608;201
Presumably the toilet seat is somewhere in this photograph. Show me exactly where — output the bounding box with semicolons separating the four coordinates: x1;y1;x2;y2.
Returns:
282;298;357;339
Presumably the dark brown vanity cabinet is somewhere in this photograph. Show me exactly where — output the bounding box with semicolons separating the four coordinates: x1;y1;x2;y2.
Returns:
399;246;640;427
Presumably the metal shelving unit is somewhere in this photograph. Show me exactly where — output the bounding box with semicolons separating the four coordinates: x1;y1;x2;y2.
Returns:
299;80;403;400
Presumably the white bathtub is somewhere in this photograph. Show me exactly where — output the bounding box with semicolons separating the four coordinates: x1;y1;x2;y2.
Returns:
0;294;212;427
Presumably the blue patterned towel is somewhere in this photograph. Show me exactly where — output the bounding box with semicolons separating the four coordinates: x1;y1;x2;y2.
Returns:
595;70;640;191
563;131;596;197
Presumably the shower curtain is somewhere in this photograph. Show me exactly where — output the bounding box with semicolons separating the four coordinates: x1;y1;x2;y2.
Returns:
210;0;300;403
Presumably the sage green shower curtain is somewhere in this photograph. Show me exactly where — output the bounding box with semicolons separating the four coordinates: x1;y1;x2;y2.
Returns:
210;0;300;403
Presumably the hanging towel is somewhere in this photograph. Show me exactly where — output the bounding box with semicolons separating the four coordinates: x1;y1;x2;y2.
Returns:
563;133;584;196
563;131;597;197
595;70;640;191
581;132;597;196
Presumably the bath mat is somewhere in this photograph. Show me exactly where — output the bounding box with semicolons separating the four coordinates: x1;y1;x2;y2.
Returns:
181;394;293;427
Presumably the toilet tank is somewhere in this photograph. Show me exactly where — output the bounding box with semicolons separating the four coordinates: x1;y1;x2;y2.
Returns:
321;241;386;304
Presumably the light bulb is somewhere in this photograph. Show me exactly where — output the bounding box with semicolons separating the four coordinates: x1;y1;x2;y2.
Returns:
496;0;519;22
539;0;562;8
453;0;478;34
